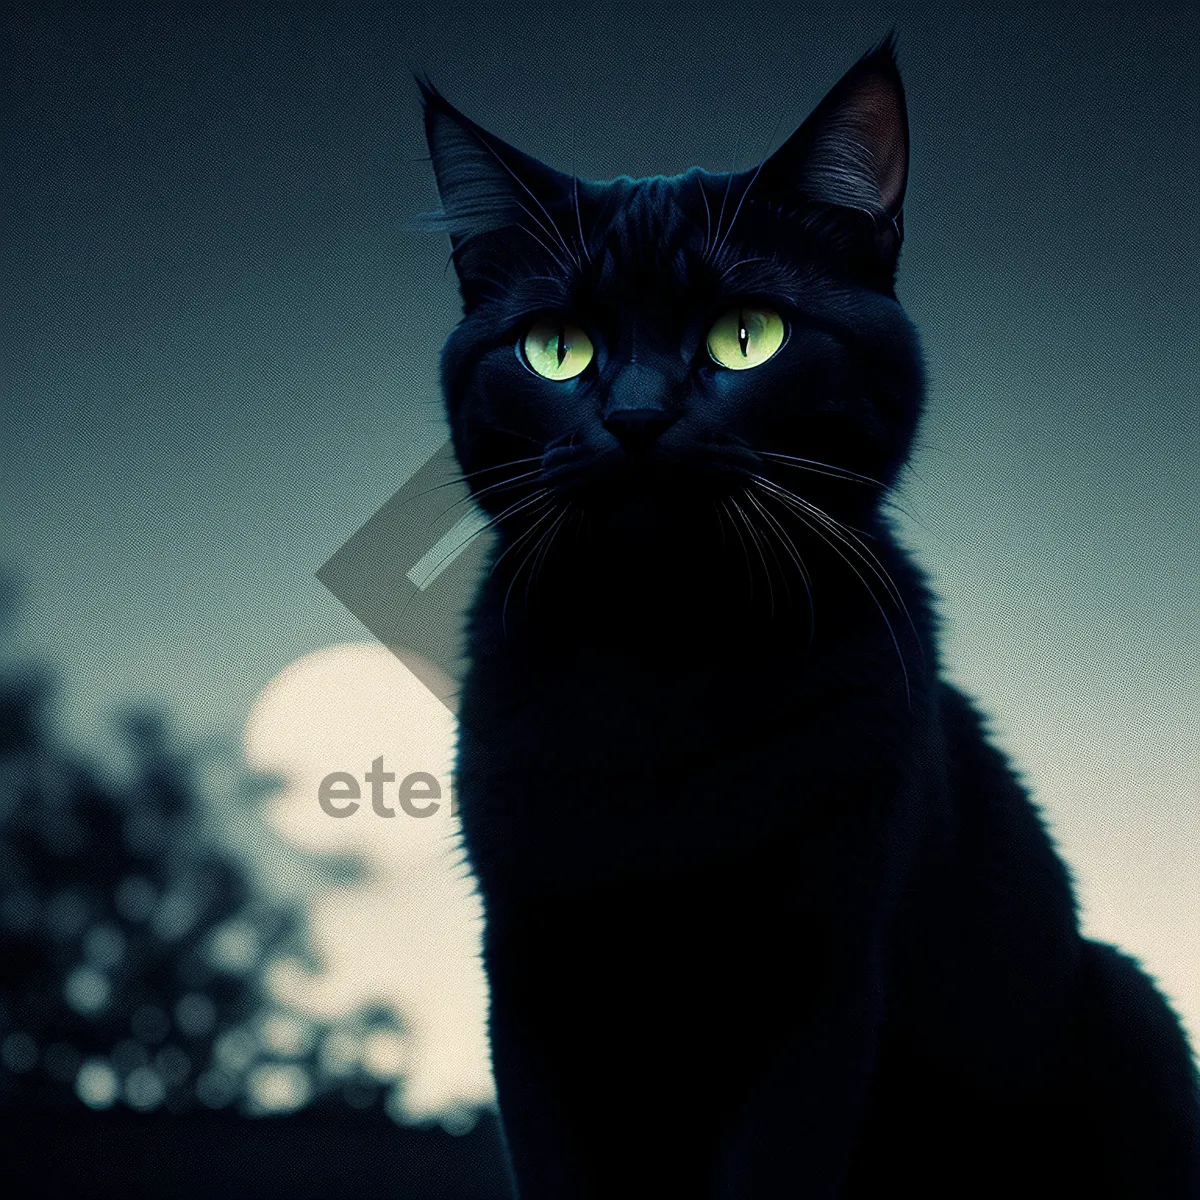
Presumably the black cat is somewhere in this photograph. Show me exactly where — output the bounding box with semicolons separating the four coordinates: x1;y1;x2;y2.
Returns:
418;36;1200;1198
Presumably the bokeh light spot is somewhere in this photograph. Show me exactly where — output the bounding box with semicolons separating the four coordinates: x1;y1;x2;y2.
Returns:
125;1065;166;1111
247;1063;311;1114
174;992;216;1038
84;922;126;969
75;1059;119;1109
195;1068;237;1108
115;876;157;923
1;1031;37;1072
64;966;110;1016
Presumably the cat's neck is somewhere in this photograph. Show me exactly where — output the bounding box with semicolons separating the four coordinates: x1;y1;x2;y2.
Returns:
473;506;928;675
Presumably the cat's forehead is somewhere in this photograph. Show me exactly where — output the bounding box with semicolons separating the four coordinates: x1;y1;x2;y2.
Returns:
576;171;728;302
586;171;710;267
486;168;806;327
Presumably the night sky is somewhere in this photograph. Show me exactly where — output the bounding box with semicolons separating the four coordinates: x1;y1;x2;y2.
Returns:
3;3;1197;1036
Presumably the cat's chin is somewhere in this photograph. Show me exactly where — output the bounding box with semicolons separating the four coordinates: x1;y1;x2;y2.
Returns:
562;451;747;508
574;485;725;552
587;499;675;540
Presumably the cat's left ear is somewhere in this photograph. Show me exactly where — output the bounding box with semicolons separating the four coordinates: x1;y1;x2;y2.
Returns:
759;34;909;261
418;79;577;307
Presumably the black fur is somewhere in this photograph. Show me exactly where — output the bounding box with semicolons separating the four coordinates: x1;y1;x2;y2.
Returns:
419;38;1200;1198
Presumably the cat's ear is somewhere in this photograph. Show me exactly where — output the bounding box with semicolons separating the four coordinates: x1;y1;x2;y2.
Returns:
418;79;576;305
759;35;909;259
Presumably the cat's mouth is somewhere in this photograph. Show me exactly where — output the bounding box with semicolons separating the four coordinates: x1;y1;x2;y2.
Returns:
537;432;761;508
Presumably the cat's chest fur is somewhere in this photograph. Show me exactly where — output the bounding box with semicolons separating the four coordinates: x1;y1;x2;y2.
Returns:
455;568;936;903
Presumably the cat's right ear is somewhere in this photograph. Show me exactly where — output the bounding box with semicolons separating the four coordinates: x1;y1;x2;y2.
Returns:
756;35;909;270
417;79;575;308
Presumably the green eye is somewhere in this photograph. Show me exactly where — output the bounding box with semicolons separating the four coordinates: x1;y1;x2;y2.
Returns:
520;319;594;381
706;307;786;371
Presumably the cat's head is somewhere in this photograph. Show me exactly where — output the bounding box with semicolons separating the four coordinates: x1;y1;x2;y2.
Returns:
421;37;923;547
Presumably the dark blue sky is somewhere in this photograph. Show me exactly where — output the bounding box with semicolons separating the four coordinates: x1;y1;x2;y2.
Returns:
2;3;1197;1018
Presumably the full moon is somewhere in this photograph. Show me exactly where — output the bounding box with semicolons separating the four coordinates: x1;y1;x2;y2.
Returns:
243;642;494;1124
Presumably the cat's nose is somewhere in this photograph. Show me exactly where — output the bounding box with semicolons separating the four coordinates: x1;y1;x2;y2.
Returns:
603;408;677;452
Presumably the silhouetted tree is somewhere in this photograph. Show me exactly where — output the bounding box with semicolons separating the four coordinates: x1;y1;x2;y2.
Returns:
0;582;406;1119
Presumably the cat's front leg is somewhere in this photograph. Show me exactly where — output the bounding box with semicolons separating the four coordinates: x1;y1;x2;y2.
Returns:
712;970;886;1199
486;969;600;1200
